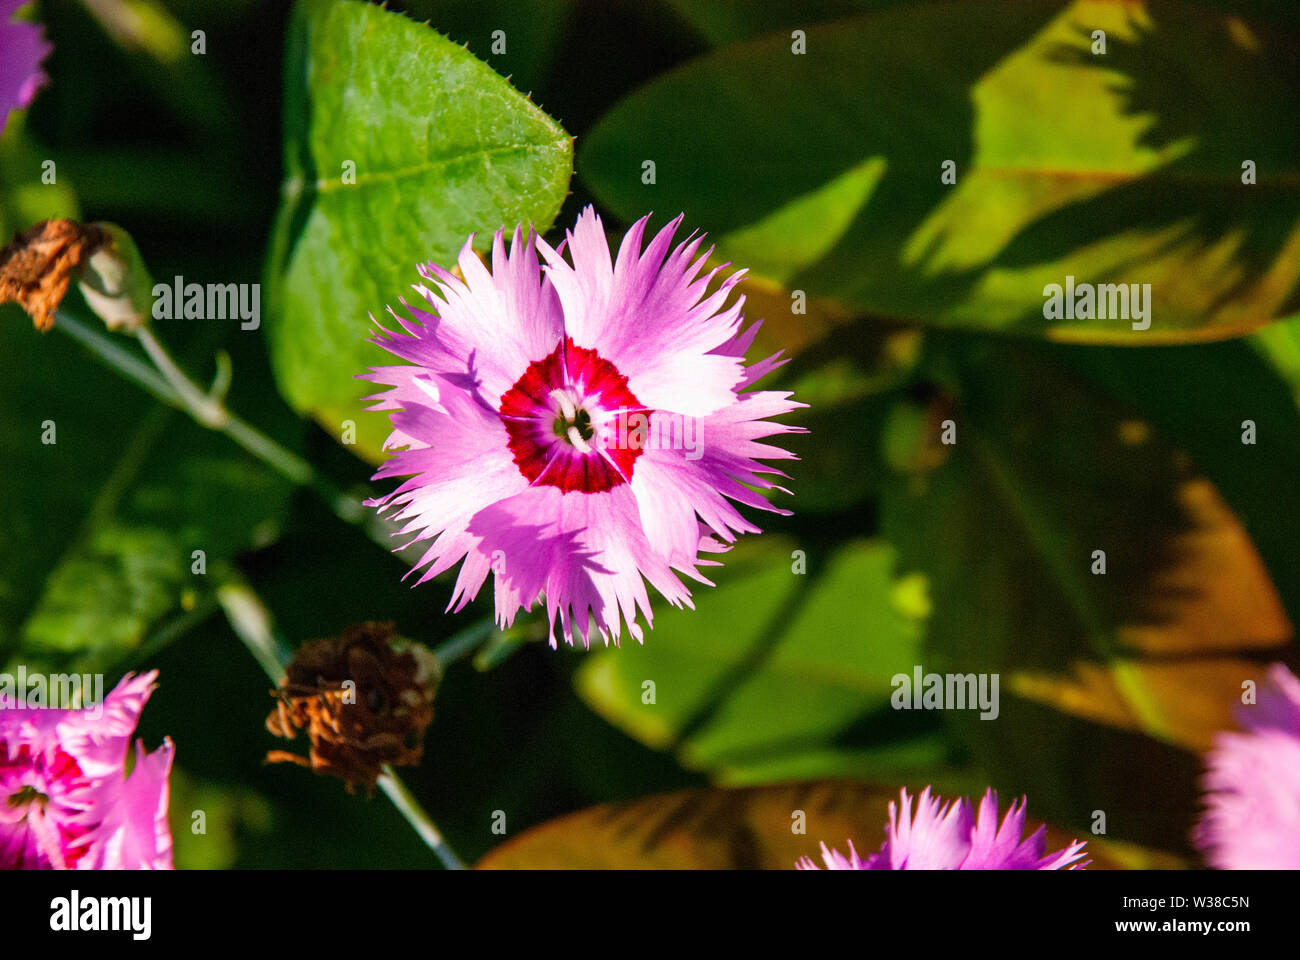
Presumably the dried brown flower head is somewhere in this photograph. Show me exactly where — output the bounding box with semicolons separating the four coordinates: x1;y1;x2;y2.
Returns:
265;622;439;794
0;219;107;331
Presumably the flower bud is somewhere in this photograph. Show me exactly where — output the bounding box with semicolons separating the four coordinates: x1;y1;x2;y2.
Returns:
77;221;154;331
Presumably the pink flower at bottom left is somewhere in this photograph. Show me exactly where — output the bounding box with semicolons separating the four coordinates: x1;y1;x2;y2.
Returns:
0;671;174;869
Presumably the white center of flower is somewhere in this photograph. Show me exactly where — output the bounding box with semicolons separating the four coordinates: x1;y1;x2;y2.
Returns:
548;388;595;453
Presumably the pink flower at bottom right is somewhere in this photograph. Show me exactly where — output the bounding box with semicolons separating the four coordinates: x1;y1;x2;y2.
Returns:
1196;663;1300;869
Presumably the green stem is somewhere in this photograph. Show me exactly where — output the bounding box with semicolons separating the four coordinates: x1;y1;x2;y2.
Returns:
432;618;499;670
378;767;466;870
136;325;228;428
218;583;293;685
57;309;179;406
57;310;373;530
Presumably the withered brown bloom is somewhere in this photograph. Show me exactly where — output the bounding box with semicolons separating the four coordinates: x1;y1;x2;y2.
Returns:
0;219;106;331
265;622;439;794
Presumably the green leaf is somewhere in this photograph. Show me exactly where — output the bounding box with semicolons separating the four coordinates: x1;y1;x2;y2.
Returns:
1251;313;1300;406
581;0;1300;341
477;780;1184;869
664;0;887;46
0;316;141;661
690;270;920;513
575;537;963;785
879;337;1295;850
0;121;79;235
1059;319;1300;627
167;768;273;870
0;315;295;674
17;415;291;672
266;0;573;461
397;0;575;98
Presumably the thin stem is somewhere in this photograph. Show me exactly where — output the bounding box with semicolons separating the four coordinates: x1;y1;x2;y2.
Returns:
217;583;291;684
137;325;228;427
432;618;499;670
57;310;372;530
57;310;181;407
378;768;466;870
216;582;466;869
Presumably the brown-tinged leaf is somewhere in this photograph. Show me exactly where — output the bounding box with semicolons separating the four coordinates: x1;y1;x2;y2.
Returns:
884;342;1293;756
1008;479;1293;751
477;780;1183;870
879;338;1295;854
582;1;1300;342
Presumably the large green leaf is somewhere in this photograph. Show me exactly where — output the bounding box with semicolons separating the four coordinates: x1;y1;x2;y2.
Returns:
575;537;968;786
266;0;573;461
1060;320;1300;626
878;337;1295;850
478;780;1184;869
581;0;1300;341
397;0;575;99
663;0;884;46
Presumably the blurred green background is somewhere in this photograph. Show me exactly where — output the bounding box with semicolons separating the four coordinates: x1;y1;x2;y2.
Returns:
2;0;1299;868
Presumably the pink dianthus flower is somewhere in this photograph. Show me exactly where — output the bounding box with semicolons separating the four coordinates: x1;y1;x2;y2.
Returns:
364;208;804;647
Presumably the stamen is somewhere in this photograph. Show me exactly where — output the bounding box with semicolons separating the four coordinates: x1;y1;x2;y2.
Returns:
566;424;592;453
549;388;577;421
7;785;48;811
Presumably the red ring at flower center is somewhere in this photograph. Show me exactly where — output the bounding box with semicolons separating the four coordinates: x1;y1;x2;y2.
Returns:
499;338;645;493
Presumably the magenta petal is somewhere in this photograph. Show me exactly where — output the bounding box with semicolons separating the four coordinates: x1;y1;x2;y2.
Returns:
796;840;869;870
797;786;1088;871
1196;664;1300;869
1;0;51;132
71;738;175;870
50;672;159;779
539;208;749;417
